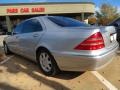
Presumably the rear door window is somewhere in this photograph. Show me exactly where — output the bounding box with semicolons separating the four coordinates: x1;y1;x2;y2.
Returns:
21;19;43;34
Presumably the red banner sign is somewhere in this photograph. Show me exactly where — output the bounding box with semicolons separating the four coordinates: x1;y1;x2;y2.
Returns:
6;7;45;14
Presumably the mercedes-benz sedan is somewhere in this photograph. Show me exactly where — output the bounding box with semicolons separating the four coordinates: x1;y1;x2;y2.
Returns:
3;16;118;76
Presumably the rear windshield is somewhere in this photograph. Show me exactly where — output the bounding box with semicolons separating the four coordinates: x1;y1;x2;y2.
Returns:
48;16;90;27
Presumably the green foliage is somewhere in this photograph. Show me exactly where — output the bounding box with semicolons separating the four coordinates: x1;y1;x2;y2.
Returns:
96;3;120;25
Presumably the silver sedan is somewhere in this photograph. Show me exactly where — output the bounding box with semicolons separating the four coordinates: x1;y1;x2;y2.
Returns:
3;16;119;76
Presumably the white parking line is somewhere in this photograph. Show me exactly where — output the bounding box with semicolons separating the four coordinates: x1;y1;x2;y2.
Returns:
91;71;118;90
0;56;14;65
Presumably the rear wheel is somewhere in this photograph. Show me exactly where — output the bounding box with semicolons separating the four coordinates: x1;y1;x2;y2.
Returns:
4;43;12;55
37;49;59;76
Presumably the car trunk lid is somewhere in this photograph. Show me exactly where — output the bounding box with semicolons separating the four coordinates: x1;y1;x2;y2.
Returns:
64;26;117;51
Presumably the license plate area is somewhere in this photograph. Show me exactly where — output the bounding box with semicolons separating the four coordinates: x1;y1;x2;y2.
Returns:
110;33;117;42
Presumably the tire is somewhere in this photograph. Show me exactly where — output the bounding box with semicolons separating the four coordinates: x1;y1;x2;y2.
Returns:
37;49;59;76
3;43;12;55
117;38;120;45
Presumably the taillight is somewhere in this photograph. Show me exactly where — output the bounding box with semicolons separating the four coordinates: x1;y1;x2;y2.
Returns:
74;32;105;50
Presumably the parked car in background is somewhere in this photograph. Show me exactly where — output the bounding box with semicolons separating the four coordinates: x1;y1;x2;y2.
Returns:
0;22;7;35
108;17;120;43
3;16;118;76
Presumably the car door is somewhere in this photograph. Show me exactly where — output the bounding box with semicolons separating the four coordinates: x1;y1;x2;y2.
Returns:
6;23;22;53
18;18;45;60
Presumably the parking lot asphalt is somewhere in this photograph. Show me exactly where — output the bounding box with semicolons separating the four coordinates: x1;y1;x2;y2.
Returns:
99;53;120;89
0;47;120;90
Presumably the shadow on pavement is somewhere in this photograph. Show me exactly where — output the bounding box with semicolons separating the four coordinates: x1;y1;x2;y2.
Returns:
1;55;84;90
0;83;20;90
0;46;4;54
0;47;6;62
55;71;84;80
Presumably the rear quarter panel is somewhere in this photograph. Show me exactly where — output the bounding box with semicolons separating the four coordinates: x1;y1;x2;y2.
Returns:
37;28;100;55
37;26;118;57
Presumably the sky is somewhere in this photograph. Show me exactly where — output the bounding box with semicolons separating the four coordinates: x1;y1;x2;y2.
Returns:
94;0;120;12
0;0;120;11
94;0;120;7
0;0;119;7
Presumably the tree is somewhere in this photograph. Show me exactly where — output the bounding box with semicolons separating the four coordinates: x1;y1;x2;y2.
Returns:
96;3;119;25
88;17;97;25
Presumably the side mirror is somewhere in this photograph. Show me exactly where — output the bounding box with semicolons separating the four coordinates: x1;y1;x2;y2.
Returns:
12;32;20;35
7;32;12;35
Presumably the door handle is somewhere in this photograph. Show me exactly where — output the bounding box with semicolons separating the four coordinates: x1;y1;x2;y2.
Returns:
33;34;39;37
16;36;19;38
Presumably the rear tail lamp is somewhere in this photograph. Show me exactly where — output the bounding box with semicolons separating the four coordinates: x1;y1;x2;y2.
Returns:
74;32;105;50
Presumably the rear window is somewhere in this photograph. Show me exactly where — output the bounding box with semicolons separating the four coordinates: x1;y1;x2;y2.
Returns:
48;16;90;27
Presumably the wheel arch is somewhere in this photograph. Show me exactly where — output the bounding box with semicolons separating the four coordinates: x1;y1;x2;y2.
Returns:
36;46;60;75
36;46;49;60
36;46;60;70
3;41;5;45
36;46;55;62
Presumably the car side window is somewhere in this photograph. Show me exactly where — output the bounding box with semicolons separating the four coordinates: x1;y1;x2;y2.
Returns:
21;19;43;34
117;20;120;25
13;23;23;34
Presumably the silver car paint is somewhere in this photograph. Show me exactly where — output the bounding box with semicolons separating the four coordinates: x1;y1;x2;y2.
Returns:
4;16;119;71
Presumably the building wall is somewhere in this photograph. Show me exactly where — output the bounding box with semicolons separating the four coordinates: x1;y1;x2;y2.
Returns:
0;3;95;16
0;2;95;32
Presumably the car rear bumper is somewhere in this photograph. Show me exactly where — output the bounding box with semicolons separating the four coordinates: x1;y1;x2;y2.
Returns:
52;44;119;71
